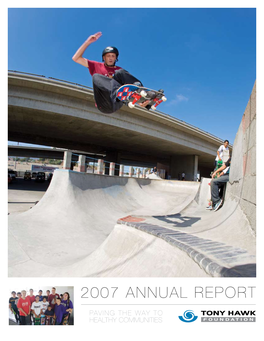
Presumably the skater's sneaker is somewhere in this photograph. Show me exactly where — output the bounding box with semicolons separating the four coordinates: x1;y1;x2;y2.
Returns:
145;104;152;110
213;199;223;212
133;81;142;87
206;205;213;210
146;90;156;99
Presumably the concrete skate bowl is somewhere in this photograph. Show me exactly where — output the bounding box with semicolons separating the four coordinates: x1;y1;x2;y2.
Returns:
8;82;256;278
8;170;202;276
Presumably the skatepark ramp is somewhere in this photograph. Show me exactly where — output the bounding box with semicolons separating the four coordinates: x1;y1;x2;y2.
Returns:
8;172;202;276
8;82;256;277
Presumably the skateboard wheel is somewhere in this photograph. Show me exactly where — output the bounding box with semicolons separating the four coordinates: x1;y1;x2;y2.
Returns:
140;90;147;98
128;102;135;108
151;105;157;110
162;96;167;102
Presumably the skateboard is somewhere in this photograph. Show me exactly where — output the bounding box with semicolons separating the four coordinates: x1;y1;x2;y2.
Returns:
116;84;167;110
41;315;45;325
213;160;223;178
62;315;69;325
34;317;41;325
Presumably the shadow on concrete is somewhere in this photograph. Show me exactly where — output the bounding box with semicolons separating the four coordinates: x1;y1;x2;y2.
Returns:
153;213;201;228
8;178;50;192
221;263;256;277
71;171;152;191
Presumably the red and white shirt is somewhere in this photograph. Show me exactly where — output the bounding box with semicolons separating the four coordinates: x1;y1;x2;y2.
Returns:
17;297;31;316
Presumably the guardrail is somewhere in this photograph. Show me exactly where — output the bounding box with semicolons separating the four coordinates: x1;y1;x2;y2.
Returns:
66;151;160;179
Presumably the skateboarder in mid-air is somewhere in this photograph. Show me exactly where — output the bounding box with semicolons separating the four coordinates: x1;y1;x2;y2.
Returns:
72;32;150;114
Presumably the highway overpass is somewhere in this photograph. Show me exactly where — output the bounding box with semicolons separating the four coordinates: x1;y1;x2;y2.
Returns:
8;145;104;162
8;71;230;179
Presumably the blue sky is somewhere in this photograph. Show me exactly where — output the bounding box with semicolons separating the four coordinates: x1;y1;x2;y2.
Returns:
8;7;256;145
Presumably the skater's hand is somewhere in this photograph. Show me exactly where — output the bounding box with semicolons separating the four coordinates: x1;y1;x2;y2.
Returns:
138;100;150;108
87;32;102;44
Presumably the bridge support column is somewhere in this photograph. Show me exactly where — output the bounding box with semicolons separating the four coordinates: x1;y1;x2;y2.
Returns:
136;168;140;178
78;155;86;173
142;168;146;178
194;155;199;181
119;164;124;177
129;166;134;177
109;162;115;176
63;150;72;170
105;151;120;175
97;159;104;175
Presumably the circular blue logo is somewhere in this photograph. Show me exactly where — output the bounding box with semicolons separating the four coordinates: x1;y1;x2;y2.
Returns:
178;310;198;323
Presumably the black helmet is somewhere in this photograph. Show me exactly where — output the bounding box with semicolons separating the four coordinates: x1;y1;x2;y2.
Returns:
102;46;119;61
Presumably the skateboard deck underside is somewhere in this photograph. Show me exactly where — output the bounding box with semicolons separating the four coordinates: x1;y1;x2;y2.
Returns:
116;85;166;110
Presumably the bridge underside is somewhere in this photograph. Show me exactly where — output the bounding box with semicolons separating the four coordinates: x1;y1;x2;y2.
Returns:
8;72;227;179
8;105;214;178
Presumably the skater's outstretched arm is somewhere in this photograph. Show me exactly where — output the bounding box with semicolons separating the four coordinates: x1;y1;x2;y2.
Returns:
72;32;102;67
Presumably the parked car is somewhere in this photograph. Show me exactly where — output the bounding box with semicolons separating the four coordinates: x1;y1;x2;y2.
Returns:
32;172;37;179
24;171;32;180
8;169;17;180
35;172;46;182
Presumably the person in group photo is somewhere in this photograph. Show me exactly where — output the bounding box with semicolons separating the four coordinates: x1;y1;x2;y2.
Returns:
27;289;35;304
48;287;60;310
27;289;35;324
41;296;49;315
44;305;55;325
38;290;43;301
61;292;74;325
31;295;42;325
9;291;20;324
17;290;31;325
54;297;66;325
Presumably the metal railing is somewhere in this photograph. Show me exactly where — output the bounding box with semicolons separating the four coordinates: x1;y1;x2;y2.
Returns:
70;152;155;179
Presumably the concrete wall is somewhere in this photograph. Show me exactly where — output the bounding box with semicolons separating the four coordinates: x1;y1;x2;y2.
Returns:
226;81;256;233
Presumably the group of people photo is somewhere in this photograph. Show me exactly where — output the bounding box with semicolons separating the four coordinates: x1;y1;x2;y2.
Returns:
9;287;74;325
